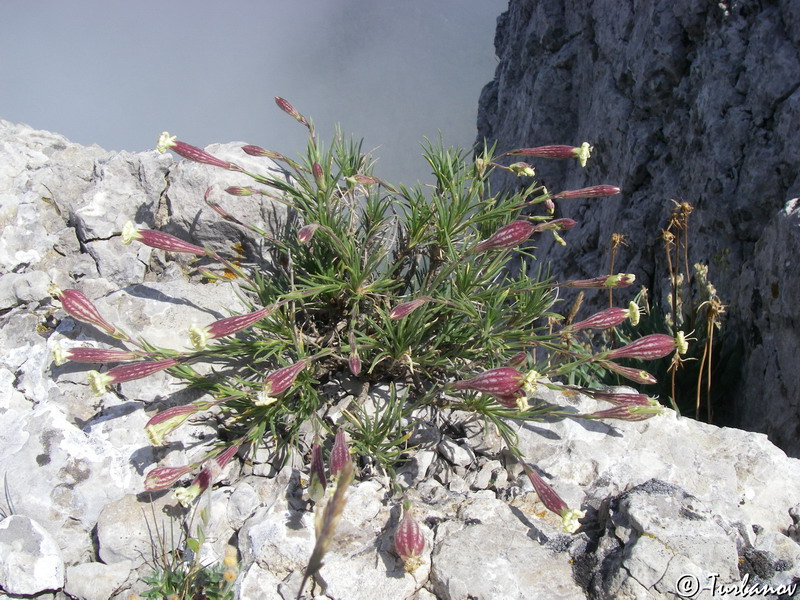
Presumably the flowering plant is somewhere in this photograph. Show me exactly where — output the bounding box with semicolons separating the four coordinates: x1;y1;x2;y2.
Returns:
52;98;686;545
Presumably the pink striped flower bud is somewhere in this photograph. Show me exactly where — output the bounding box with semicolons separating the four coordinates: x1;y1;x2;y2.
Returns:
256;359;310;404
312;162;325;190
474;220;535;252
395;508;425;572
52;344;138;366
559;273;636;289
523;463;585;533
507;145;584;159
145;404;201;446
274;96;309;127
345;174;381;188
298;223;320;243
308;443;326;502
453;367;523;396
553;185;621;199
532;218;577;233
144;464;195;491
579;401;665;422
241;145;287;161
388;297;431;320
600;361;658;385
507;351;528;368
189;306;272;349
509;162;536;177
157;132;236;169
571;307;629;332
329;428;351;480
348;352;362;377
606;334;677;361
174;444;240;506
225;186;255;196
87;358;180;396
578;388;651;406
57;289;117;336
122;221;206;256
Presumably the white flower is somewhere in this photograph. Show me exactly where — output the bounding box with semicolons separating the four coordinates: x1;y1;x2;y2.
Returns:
521;370;540;395
627;301;641;326
254;390;278;406
156;131;177;154
87;370;112;396
121;221;141;245
52;342;68;367
188;324;210;350
574;142;593;167
561;508;586;533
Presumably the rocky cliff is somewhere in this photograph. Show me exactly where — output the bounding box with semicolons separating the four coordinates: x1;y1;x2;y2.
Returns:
3;119;800;598
477;0;800;454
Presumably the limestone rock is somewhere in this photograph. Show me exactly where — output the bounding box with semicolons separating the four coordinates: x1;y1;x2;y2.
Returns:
4;118;800;597
0;515;65;595
476;0;800;454
64;561;132;600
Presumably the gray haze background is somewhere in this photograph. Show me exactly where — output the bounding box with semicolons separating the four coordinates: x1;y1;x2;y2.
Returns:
1;1;506;185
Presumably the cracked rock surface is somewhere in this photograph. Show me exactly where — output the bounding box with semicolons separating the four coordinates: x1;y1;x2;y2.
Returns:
1;120;800;599
476;0;800;455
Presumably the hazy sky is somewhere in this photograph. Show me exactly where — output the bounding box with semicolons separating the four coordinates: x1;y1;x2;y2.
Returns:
1;1;506;185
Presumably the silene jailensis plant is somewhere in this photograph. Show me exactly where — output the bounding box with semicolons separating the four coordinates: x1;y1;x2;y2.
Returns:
50;97;687;590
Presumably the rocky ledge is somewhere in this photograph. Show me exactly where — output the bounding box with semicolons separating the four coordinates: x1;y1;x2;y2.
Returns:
1;120;799;599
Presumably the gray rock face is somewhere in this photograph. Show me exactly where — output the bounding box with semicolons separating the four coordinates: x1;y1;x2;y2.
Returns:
476;1;800;453
3;121;800;598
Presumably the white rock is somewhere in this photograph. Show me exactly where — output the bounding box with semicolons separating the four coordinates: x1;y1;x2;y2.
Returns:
0;515;65;595
64;560;132;600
